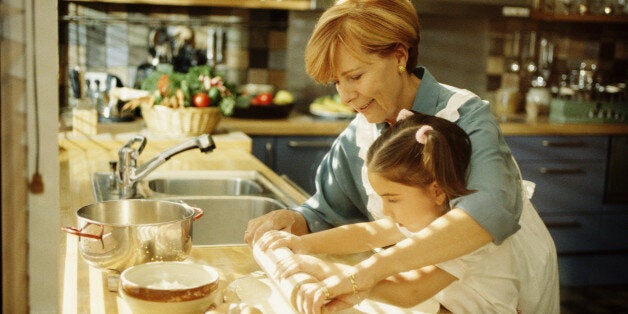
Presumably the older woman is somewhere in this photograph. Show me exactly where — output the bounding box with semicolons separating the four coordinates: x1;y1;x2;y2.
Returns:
245;0;525;311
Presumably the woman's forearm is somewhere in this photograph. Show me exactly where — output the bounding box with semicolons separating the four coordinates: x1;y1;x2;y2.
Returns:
302;219;402;255
356;208;492;288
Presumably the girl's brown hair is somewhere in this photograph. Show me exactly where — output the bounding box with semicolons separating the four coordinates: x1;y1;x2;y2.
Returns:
366;111;474;200
305;0;421;84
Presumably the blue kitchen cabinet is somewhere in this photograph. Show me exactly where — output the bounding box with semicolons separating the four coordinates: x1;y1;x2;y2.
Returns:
251;136;276;169
506;135;628;286
252;136;334;196
275;137;334;196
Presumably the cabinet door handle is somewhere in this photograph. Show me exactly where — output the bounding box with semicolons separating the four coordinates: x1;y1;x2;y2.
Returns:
541;140;585;147
543;220;582;229
539;167;584;174
265;142;274;169
287;141;333;148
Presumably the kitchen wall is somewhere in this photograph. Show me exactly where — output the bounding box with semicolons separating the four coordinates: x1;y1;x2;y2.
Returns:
60;2;626;115
2;0;60;313
60;3;495;112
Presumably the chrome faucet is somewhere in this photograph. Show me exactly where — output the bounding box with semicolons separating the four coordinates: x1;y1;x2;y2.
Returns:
116;134;216;199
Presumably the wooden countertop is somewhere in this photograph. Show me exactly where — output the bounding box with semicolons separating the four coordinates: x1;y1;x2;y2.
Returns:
70;112;628;137
59;131;309;313
219;112;352;136
220;113;628;136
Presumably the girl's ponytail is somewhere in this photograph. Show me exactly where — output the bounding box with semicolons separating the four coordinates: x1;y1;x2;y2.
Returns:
367;110;474;203
419;126;472;199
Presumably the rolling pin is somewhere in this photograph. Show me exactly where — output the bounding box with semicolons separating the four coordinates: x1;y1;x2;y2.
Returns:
252;244;320;311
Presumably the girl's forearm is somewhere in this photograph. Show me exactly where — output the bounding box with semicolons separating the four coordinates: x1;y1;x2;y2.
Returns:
368;265;456;308
302;219;402;255
356;208;492;288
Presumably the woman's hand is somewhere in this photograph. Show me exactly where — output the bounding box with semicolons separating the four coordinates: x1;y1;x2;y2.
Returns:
244;210;308;245
256;230;306;254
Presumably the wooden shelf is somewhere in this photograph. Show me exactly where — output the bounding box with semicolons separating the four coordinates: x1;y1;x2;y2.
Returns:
530;10;628;24
64;0;316;10
0;3;24;16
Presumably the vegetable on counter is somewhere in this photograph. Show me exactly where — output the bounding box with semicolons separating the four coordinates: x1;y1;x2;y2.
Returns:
309;94;355;115
273;90;294;105
251;92;273;106
141;65;237;116
193;92;210;107
235;88;295;108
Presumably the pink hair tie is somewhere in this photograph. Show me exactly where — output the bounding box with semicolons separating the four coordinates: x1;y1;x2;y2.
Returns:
416;125;433;144
396;109;414;122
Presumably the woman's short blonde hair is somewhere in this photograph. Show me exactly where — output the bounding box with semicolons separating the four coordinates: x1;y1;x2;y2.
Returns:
305;0;421;84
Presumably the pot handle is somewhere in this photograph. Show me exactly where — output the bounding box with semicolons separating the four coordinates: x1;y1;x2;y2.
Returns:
61;224;104;240
191;207;204;221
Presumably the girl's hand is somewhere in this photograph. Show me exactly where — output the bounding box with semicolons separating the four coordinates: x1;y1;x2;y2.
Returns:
293;274;371;314
295;282;328;314
317;268;375;313
276;255;371;313
256;230;306;253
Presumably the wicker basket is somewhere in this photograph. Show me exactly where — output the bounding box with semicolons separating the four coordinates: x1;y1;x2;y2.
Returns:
141;103;222;136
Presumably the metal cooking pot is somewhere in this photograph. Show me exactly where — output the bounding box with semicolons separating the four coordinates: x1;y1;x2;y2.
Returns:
62;199;203;272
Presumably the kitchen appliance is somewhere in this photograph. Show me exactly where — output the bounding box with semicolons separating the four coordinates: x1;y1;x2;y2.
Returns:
549;99;627;124
61;199;203;272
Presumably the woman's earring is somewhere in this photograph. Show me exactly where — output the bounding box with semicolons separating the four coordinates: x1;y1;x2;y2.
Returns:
398;65;406;73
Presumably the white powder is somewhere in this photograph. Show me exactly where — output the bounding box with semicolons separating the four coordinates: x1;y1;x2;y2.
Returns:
147;279;188;289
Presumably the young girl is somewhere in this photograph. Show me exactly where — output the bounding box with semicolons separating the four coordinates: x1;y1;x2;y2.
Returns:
257;109;559;313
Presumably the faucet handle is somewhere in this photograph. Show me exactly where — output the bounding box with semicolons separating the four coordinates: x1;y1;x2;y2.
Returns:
120;135;147;155
196;134;216;153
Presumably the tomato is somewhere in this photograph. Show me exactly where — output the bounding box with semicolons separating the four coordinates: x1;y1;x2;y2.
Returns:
250;96;262;106
193;92;210;107
252;92;273;106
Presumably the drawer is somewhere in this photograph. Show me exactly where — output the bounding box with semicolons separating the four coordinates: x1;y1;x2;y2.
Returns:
506;136;608;161
542;213;606;253
521;161;606;213
558;254;628;286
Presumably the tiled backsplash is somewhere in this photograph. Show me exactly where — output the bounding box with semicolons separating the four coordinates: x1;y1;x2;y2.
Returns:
61;3;289;106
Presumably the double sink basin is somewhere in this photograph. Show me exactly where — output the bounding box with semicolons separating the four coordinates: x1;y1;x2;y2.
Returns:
91;170;301;245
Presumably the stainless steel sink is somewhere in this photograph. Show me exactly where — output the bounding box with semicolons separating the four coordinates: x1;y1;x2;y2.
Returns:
147;177;263;196
92;170;296;203
91;170;302;245
159;196;286;245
